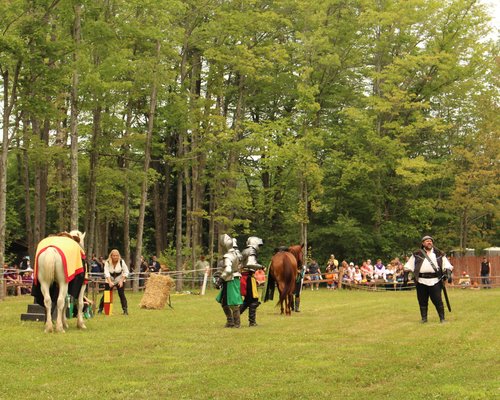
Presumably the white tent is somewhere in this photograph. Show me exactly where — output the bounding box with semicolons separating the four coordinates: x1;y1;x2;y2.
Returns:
483;247;500;256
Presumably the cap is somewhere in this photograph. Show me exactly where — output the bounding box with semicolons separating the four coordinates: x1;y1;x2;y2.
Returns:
349;262;354;266
421;235;433;242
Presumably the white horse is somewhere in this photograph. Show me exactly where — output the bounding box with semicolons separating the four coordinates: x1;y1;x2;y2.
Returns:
36;230;87;333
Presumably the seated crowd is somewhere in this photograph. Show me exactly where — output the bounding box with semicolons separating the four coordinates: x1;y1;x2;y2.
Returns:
3;262;33;296
306;255;407;290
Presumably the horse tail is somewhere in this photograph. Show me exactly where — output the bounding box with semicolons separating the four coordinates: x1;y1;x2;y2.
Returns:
264;265;276;302
281;256;296;300
38;248;57;286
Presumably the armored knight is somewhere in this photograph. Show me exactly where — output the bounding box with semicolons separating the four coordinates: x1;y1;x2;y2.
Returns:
239;236;263;326
215;234;243;328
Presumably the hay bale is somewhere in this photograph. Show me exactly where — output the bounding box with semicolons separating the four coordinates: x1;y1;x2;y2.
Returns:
140;274;176;310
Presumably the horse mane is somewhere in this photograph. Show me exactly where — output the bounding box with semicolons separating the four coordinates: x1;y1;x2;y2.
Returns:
288;244;304;266
53;231;81;243
48;230;85;247
274;246;289;253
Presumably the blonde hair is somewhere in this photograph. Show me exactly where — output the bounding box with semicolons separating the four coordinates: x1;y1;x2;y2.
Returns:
107;249;121;265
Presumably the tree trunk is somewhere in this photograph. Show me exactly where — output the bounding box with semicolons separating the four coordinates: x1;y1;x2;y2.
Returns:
69;3;81;230
86;105;101;257
175;162;184;292
134;40;160;284
32;117;49;245
152;178;163;256
122;104;132;286
301;178;308;262
0;65;20;300
21;118;34;257
55;115;69;232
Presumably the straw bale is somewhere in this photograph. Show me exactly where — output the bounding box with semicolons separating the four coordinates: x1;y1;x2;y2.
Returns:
140;274;175;309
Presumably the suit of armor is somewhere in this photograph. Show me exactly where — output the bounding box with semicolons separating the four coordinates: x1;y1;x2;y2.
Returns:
241;236;264;271
240;236;263;326
216;234;243;328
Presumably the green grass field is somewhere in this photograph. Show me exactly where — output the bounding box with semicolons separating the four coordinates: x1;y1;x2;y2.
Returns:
0;287;498;400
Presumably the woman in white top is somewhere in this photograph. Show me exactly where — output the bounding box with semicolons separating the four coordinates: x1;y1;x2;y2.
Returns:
98;249;130;315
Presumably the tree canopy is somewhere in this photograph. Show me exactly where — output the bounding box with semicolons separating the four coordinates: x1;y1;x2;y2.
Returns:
1;0;498;276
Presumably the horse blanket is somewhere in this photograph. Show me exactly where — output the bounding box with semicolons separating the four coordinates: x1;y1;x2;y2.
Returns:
34;236;86;285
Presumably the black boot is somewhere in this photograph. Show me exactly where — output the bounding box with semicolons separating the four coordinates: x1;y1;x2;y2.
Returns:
231;306;241;328
420;306;428;323
249;303;259;326
437;305;446;323
294;297;300;312
123;309;128;315
223;306;234;328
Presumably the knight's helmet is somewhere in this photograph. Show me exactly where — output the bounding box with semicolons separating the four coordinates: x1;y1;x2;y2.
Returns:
220;234;241;280
242;236;264;271
247;236;263;249
221;234;233;253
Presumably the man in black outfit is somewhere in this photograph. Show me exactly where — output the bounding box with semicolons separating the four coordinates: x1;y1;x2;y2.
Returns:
403;236;454;323
480;256;491;289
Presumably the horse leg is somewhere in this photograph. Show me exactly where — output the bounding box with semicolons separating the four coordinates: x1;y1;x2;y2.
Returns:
40;282;53;333
61;287;69;330
76;284;87;330
284;294;291;316
278;283;285;315
55;285;67;333
286;293;293;316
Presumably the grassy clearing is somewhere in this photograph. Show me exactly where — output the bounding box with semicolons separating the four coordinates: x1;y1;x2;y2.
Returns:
0;287;498;400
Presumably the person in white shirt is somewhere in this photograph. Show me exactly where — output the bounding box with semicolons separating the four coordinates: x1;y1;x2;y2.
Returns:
98;249;130;315
404;236;453;323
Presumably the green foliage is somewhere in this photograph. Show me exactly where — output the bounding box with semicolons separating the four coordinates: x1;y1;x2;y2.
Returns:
1;0;498;268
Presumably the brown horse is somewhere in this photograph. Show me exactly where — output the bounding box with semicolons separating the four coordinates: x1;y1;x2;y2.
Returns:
263;244;304;315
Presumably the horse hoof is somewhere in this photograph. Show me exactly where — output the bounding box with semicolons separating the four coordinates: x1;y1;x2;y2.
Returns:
78;324;87;330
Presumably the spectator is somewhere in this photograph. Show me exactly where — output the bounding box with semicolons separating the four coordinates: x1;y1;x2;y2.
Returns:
148;255;161;273
341;260;352;284
307;259;321;290
480;257;491;289
347;262;355;278
195;255;210;288
366;259;373;272
395;263;405;283
325;262;337;290
385;262;395;282
19;256;30;272
90;254;103;275
360;261;373;282
327;254;339;270
139;255;148;289
373;259;386;281
5;264;22;296
353;266;362;284
21;269;33;295
458;271;471;288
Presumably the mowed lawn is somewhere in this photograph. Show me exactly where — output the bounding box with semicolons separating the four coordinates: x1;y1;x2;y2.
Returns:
0;287;498;400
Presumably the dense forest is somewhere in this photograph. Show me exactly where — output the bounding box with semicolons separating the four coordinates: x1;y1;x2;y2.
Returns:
1;0;498;283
